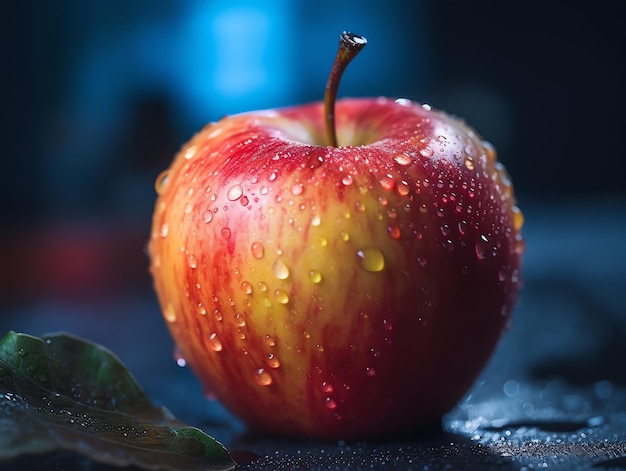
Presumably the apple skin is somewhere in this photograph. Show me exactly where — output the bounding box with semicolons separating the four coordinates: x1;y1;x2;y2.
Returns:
148;97;524;440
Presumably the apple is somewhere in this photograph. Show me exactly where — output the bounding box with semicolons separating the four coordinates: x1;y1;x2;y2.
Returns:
148;32;524;440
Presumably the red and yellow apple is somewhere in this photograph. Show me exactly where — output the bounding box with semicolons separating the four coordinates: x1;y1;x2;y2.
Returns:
148;33;524;440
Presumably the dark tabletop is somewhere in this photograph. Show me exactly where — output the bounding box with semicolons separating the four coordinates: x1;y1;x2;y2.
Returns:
1;198;625;470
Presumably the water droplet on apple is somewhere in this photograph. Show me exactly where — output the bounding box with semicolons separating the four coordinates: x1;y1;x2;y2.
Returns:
387;225;401;239
234;313;246;327
213;309;223;321
417;256;427;267
160;223;169;238
356;247;385;272
442;239;454;252
274;289;290;304
397;182;410;196
251;241;264;259
311;215;321;226
291;183;304;195
321;382;334;393
458;220;468;235
254;368;272;386
309;270;322;283
155;170;170;195
379;175;395;191
164;302;176;323
240;195;249;206
340;231;350;241
325;397;337;410
184;203;192;214
512;205;524;230
208;333;223;352
265;335;277;347
342;175;353;186
187;254;198;269
498;265;509;282
203;210;213;223
262;297;272;307
241;281;253;294
268;172;277;182
464;156;475;170
365;367;377;377
258;281;268;292
221;227;231;239
475;235;490;260
267;353;280;368
272;259;290;279
394;153;412;165
440;224;451;237
319;236;328;247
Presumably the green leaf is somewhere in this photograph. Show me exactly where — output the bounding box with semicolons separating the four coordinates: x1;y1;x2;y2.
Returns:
0;331;235;470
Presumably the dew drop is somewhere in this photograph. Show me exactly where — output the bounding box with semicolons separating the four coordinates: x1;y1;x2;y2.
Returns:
187;254;198;269
291;183;304;195
342;175;353;186
184;203;193;214
258;281;268;292
265;335;277;347
262;297;272;307
272;259;290;279
268;172;277;182
241;281;253;295
251;241;265;259
397;182;410;196
221;227;231;239
240;195;249;206
164;302;177;323
319;236;328;247
464;156;475;170
394;153;412;165
379;175;395;191
498;265;509;282
365;367;377;377
155;170;170;195
357;247;385;272
387;225;401;239
234;312;246;327
325;397;337;410
340;231;350;241
475;234;489;260
197;304;207;315
254;368;272;386
311;215;321;226
203;210;213;223
417;256;427;267
321;381;334;393
160;223;169;238
17;348;26;358
458;220;468;235
208;333;223;352
440;224;451;237
274;289;290;304
213;309;223;321
309;270;322;283
267;353;280;368
512;205;524;230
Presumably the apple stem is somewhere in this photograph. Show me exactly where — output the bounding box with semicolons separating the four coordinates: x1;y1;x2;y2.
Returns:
324;32;367;147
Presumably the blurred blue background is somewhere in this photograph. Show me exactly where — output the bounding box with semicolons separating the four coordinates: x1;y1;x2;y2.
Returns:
1;1;624;304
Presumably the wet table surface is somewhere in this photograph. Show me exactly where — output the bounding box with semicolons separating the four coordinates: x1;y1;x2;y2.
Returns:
1;198;625;470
